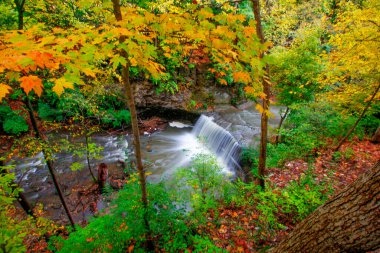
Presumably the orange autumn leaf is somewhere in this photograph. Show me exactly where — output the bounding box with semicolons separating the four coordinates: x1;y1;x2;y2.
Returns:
233;72;251;83
28;51;60;70
19;75;43;96
244;86;256;95
0;83;12;102
128;244;134;253
219;79;228;85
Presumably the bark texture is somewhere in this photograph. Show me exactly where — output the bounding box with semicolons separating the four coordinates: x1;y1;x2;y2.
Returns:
111;0;153;249
269;161;380;253
15;0;25;30
252;0;271;189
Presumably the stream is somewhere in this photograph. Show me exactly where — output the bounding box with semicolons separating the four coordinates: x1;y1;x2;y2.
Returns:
10;103;283;223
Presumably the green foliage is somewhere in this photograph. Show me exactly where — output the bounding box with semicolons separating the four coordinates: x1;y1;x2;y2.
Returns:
224;169;332;234
262;101;377;167
3;115;28;135
153;73;178;95
171;154;231;215
0;3;17;30
191;235;227;253
0;164;26;253
38;102;64;121
0;161;62;253
100;109;131;128
332;147;354;162
271;25;324;106
278;171;331;221
0;105;28;135
52;157;227;252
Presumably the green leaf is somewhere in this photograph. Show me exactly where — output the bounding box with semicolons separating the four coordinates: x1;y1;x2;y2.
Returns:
70;162;84;171
110;56;127;70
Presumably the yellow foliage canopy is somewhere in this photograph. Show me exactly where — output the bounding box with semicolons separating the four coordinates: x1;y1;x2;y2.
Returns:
322;0;380;112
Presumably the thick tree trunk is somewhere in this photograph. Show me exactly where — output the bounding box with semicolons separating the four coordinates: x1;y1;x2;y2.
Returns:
269;160;380;253
335;82;380;151
111;0;153;250
252;0;271;189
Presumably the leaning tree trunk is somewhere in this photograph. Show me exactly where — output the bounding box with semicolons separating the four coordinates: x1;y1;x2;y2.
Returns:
268;160;380;253
335;82;380;151
25;96;76;228
15;5;75;228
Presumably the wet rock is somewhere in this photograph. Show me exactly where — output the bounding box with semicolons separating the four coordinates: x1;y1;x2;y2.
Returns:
213;90;231;104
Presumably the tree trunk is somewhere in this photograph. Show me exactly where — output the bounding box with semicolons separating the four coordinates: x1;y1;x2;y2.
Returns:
15;6;75;228
335;82;380;151
14;0;25;30
252;0;271;189
84;127;96;182
372;126;380;143
268;160;380;253
25;96;76;228
275;107;290;144
111;0;153;250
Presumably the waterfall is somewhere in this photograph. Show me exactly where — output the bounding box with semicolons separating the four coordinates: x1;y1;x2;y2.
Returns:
192;115;242;172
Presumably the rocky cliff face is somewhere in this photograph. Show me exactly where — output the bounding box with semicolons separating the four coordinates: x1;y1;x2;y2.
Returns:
133;81;192;110
133;80;233;112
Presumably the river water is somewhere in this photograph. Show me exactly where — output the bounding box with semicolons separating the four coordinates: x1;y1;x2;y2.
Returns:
10;103;283;223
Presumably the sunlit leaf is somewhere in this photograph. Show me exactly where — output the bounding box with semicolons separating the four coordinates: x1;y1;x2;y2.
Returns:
19;75;43;96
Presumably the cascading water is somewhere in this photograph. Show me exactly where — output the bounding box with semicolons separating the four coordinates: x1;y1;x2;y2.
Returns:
191;115;242;173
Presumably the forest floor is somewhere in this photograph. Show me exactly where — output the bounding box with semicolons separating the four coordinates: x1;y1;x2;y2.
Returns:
199;139;380;252
3;118;379;252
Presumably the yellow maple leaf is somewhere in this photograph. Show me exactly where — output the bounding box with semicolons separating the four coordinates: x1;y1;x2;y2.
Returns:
19;75;43;96
130;58;138;67
81;67;96;77
255;103;265;114
53;78;74;96
0;83;12;102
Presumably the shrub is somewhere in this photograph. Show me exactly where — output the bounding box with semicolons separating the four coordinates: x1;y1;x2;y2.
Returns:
0;161;60;252
52;173;220;252
224;168;332;233
264;101;374;167
52;155;229;252
0;105;28;135
38;102;64;121
171;154;233;217
100;109;131;128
